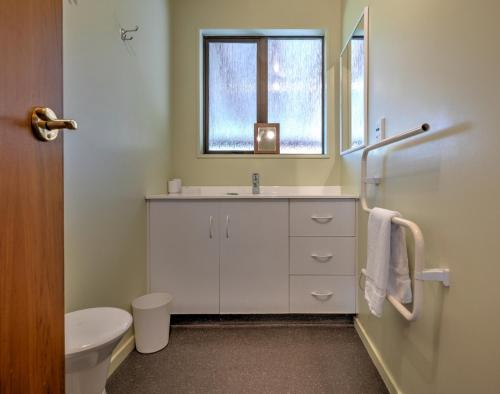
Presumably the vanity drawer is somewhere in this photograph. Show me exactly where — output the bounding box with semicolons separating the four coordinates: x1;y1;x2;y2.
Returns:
290;200;355;236
290;276;356;313
290;237;355;275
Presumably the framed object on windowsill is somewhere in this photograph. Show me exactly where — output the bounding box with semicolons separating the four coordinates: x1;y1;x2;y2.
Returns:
254;123;280;154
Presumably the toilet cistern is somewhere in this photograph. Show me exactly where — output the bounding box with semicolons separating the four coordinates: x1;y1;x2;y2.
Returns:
252;173;260;194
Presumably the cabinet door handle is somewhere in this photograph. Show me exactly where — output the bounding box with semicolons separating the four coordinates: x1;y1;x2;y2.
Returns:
311;291;333;300
209;216;214;239
311;254;333;262
225;215;230;239
311;215;333;223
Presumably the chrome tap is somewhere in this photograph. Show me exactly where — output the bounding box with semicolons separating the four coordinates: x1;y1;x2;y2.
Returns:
252;173;260;194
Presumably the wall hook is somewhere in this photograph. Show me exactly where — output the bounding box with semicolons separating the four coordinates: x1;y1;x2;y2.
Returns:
121;26;139;41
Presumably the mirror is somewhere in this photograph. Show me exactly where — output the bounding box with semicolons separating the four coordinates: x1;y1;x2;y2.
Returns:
254;123;280;154
340;7;368;154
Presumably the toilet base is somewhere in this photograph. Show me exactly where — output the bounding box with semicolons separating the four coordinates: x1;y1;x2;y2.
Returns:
66;355;111;394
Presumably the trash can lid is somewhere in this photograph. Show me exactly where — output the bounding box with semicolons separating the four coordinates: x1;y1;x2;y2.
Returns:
132;292;172;310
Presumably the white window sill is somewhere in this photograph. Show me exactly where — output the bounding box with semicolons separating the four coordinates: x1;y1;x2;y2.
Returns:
197;154;331;159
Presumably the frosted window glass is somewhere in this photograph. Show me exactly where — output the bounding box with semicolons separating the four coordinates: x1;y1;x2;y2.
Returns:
350;39;365;147
268;39;323;154
208;42;257;151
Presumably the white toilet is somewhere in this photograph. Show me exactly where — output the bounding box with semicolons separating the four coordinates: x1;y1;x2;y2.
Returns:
65;307;133;394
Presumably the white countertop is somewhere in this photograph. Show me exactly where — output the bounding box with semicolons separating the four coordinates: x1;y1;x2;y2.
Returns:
146;186;358;200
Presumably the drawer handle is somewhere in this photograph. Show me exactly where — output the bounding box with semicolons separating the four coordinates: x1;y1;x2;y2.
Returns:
209;216;214;239
311;291;334;301
311;254;333;262
311;215;333;223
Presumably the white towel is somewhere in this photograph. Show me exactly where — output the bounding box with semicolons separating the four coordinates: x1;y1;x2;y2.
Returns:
364;207;413;317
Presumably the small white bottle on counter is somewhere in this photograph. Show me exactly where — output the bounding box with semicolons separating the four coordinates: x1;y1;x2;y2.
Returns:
167;178;182;194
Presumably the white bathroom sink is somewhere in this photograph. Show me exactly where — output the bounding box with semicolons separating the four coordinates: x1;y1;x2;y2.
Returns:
146;186;358;200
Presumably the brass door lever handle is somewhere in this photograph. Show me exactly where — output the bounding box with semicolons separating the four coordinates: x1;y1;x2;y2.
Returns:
31;107;78;141
38;119;77;131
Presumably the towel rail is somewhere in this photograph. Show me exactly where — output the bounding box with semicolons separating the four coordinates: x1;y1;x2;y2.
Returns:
360;123;450;321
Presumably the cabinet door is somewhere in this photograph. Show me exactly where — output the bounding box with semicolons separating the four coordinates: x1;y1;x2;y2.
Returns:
220;200;289;313
148;201;219;314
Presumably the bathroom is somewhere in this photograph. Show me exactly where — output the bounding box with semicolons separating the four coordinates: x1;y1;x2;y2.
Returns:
1;0;499;393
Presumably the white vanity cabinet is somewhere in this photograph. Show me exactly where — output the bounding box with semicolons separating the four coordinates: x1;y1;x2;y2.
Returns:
147;195;357;315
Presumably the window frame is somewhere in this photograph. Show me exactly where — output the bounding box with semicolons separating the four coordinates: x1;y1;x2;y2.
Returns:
203;35;325;155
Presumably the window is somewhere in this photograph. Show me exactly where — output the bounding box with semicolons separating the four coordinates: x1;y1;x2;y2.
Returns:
203;36;324;154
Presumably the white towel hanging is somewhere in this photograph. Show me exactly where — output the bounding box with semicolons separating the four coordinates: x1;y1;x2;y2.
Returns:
364;207;412;317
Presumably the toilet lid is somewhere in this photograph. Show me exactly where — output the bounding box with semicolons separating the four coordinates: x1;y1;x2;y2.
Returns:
65;307;133;355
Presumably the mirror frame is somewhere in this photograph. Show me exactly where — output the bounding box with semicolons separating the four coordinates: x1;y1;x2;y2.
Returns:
340;6;369;155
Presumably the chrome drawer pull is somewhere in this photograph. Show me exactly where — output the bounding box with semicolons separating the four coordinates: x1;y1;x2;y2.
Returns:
311;215;333;223
311;291;333;301
209;216;214;239
311;254;333;262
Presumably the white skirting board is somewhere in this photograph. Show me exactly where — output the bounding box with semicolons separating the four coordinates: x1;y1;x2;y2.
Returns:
108;335;135;377
354;318;401;394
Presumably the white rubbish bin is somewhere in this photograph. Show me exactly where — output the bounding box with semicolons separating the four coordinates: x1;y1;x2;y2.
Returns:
132;292;173;353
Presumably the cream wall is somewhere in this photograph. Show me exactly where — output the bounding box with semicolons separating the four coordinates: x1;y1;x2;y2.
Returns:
64;0;172;312
341;0;500;392
171;0;341;186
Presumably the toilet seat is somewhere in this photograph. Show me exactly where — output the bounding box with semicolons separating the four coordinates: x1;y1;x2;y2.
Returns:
65;307;132;356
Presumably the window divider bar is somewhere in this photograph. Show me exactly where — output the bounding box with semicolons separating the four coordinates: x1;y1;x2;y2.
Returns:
257;38;268;123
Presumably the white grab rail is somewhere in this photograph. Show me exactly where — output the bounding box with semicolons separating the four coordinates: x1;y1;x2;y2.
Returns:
360;123;450;321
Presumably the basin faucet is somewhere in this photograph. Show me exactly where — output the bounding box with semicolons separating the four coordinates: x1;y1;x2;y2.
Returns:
252;173;260;194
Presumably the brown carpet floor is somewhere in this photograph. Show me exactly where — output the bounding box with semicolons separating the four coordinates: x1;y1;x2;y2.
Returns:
107;326;388;394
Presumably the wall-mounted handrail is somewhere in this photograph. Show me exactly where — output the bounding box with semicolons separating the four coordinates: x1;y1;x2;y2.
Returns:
360;123;450;321
361;123;430;212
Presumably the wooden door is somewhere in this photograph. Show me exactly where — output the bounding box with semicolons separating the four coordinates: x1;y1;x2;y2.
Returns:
0;0;64;392
148;201;220;314
219;200;289;314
